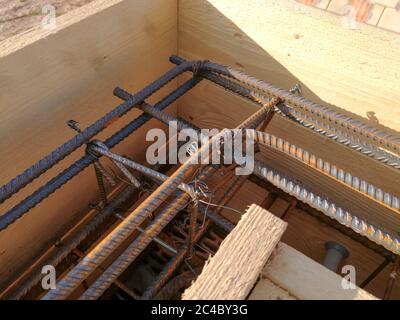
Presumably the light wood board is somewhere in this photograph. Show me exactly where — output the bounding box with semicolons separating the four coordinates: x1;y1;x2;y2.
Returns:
183;204;287;300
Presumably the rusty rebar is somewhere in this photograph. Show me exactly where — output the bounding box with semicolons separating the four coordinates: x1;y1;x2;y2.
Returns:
42;161;200;299
2;185;138;300
0;61;203;205
173;55;400;155
0;76;202;232
170;55;400;170
42;122;231;299
79;192;190;300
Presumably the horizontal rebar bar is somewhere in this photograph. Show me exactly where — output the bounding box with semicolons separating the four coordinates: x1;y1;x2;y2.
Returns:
41;130;225;299
107;93;400;212
175;56;400;155
252;130;400;211
0;61;201;205
90;142;197;199
253;160;400;255
0;77;202;232
170;56;400;170
42;159;199;299
79;192;190;300
44;90;276;299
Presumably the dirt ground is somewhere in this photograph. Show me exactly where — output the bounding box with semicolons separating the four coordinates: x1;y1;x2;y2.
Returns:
0;0;95;41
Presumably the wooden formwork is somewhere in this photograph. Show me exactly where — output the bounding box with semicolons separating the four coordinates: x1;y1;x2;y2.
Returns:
0;0;399;299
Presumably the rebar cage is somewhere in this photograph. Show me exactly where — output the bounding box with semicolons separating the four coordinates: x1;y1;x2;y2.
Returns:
1;55;399;300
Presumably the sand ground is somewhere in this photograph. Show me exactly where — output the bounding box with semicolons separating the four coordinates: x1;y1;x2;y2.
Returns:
0;0;95;41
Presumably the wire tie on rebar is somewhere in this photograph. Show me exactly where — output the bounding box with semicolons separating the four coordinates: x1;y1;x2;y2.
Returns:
289;83;302;96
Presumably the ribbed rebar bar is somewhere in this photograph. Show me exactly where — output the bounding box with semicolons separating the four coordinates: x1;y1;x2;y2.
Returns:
0;77;201;232
41;126;226;300
0;61;201;204
170;56;400;169
114;88;193;132
2;185;137;300
253;160;400;255
97;96;400;212
47;99;269;299
249;174;395;260
179;56;400;155
141;221;211;300
93;163;108;206
79;192;190;300
251;130;400;211
90;144;197;199
94;145;235;233
42;160;199;299
79;165;218;300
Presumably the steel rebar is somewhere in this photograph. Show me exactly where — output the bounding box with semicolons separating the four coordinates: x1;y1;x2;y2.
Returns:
2;185;137;300
79;192;190;300
42;124;227;299
172;56;400;155
141;221;212;300
0;77;201;232
253;160;400;255
252;130;399;211
170;56;400;170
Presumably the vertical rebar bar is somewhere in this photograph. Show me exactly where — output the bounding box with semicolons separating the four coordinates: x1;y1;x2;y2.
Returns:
79;192;190;300
140;221;212;300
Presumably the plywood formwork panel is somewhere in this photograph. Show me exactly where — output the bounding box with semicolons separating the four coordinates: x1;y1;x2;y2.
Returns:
0;0;178;289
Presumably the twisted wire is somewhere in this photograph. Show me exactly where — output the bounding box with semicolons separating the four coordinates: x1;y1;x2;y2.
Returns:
79;192;190;300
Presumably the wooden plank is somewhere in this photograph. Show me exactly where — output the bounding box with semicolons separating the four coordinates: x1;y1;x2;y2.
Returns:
182;204;287;300
263;242;378;300
0;0;177;290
